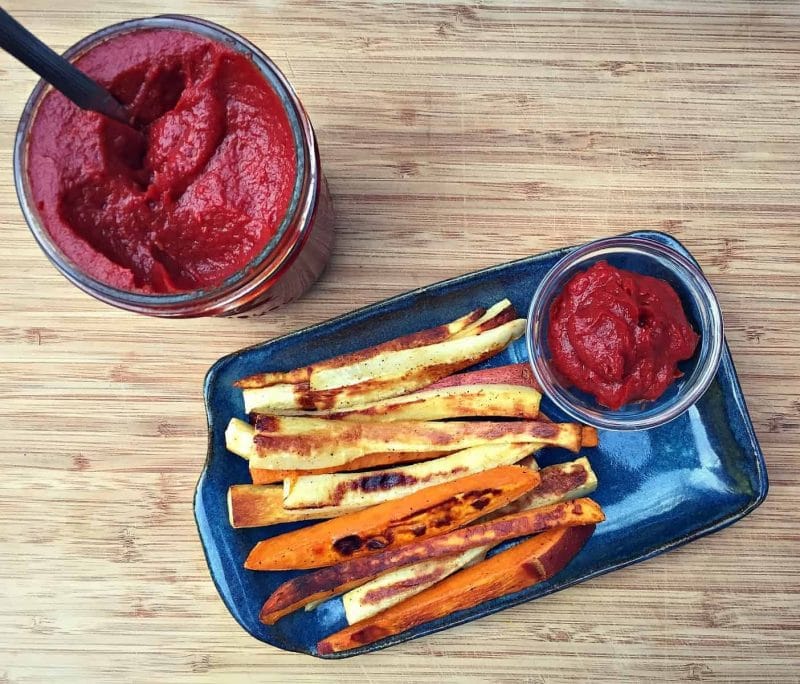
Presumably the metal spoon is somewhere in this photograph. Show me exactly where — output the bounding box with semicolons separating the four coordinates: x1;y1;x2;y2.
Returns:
0;7;134;128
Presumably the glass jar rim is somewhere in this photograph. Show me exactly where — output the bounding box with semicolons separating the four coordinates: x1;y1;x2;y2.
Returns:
13;14;316;314
525;235;724;431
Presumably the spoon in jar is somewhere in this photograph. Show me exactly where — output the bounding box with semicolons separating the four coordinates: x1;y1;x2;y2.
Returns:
0;7;136;128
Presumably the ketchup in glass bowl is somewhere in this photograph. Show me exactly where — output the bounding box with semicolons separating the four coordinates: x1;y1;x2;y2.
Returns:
526;236;723;431
14;16;334;317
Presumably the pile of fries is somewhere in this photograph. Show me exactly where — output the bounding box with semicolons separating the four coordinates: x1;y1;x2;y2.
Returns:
224;299;604;653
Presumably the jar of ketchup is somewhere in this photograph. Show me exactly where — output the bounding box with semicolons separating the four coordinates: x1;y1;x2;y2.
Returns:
14;15;334;317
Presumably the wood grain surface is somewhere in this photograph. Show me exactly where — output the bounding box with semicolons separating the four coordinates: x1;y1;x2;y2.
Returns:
0;1;798;682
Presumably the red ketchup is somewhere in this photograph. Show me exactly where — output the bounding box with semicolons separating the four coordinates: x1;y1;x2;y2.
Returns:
548;261;699;409
27;29;297;294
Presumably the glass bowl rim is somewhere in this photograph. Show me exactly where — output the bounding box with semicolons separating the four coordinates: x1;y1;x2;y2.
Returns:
525;235;724;431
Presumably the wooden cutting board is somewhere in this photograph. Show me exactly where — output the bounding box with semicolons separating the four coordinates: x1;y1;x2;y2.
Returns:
0;1;797;681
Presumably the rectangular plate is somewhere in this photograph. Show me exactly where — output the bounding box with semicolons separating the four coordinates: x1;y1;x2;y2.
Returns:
195;230;768;658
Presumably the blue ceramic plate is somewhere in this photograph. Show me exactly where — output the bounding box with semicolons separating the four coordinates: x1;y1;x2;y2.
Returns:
195;230;767;658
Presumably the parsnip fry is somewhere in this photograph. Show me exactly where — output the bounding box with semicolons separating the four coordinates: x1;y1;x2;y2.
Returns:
228;486;369;528
235;308;486;389
234;456;596;530
250;450;454;485
247;418;582;471
245;465;541;571
310;318;525;392
318;524;596;653
342;547;488;625
241;319;526;412
490;457;598;518
242;383;309;414
266;383;541;422
283;443;541;510
427;362;540;392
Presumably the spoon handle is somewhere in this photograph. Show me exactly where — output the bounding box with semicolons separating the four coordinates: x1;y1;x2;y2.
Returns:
0;7;131;125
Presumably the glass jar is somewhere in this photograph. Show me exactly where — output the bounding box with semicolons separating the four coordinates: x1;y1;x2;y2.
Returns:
13;15;334;317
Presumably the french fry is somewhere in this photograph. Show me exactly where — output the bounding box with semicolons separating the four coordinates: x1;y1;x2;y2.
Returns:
318;524;596;654
233;456;596;530
581;426;599;448
322;457;598;622
235;308;486;389
245;465;542;571
310;318;525;392
341;547;488;624
490;457;598;519
249;450;454;485
240;315;525;412
265;384;542;422
451;299;518;338
258;498;603;623
242;383;311;414
246;418;582;471
228;485;369;528
427;362;540;392
282;443;541;510
225;418;256;459
252;415;334;433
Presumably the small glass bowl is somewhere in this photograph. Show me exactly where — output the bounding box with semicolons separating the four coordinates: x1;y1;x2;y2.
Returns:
526;236;724;431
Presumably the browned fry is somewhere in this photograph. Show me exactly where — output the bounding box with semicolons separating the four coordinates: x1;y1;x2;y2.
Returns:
234;308;486;389
453;301;517;338
283;443;540;510
427;362;540;392
249;450;453;485
258;498;604;623
235;456;594;531
249;418;582;471
245;466;542;571
336;457;597;623
581;426;599;448
269;384;541;423
318;524;596;653
228;485;369;528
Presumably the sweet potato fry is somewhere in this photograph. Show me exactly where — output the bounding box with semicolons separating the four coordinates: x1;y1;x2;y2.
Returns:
318;524;596;653
581;426;599;448
326;457;597;621
342;547;488;625
258;498;603;623
234;308;486;389
249;450;454;485
247;418;582;471
245;465;541;571
427;362;540;392
228;485;369;528
262;383;542;422
282;443;541;510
